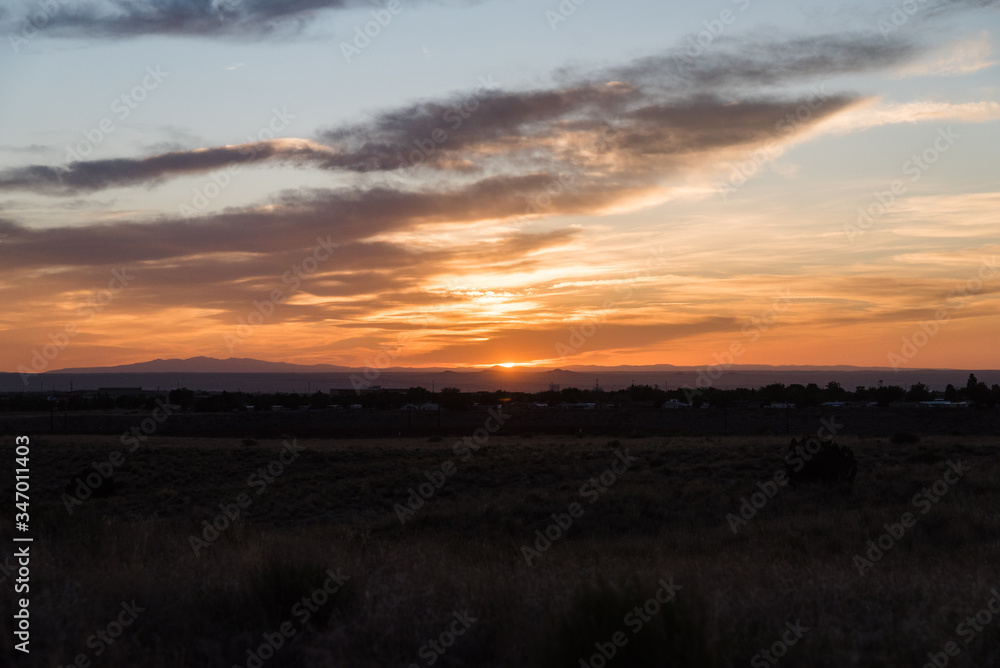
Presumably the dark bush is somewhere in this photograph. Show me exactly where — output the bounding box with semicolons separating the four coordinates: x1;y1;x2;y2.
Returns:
890;432;920;444
785;436;857;485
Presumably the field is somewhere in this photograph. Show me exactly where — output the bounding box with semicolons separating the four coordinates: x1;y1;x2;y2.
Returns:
2;431;999;667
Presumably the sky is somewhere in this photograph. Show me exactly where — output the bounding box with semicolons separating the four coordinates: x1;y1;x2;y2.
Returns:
1;0;998;373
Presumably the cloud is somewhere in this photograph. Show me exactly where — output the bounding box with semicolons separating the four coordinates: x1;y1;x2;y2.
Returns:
0;139;339;195
892;31;997;77
386;318;742;365
1;0;458;40
810;99;1000;134
609;32;920;91
5;22;1000;369
3;32;899;196
0;175;607;269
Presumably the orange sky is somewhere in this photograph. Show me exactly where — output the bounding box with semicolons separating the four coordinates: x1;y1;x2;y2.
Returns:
2;3;999;373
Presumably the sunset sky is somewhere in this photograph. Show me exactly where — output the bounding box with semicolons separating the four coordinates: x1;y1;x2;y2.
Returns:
1;0;998;372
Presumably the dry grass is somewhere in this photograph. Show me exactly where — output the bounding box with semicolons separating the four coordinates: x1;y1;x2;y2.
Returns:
2;434;999;667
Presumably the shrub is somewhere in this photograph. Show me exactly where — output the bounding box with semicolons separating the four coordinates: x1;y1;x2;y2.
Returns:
785;436;857;485
890;432;920;444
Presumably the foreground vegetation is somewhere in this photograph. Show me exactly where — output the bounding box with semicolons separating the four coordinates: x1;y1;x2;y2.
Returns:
2;433;999;666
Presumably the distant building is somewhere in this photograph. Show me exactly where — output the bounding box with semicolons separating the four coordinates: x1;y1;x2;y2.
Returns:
330;386;396;396
98;387;144;398
558;402;596;410
549;383;560;392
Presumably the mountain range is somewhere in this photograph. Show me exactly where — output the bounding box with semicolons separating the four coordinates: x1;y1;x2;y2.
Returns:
43;357;927;374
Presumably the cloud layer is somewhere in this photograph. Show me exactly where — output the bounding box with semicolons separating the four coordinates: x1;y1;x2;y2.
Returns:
3;14;999;370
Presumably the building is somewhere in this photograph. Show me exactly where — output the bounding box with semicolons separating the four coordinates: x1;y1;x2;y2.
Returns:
98;387;144;398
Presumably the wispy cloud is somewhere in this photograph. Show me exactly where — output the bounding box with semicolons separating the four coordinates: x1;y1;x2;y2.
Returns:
4;9;999;369
893;31;997;77
1;30;924;198
1;0;477;40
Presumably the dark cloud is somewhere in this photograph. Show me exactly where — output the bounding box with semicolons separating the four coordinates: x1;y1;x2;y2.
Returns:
0;90;857;196
0;175;601;269
918;0;1000;19
3;0;993;41
4;0;459;40
1;24;990;356
0;140;338;195
609;32;920;91
0;209;581;335
0;28;946;197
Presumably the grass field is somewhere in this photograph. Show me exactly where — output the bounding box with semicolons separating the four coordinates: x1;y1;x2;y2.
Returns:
2;432;999;667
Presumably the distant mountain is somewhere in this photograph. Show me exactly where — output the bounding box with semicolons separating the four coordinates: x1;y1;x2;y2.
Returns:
46;357;356;374
12;356;994;393
562;363;924;372
45;357;965;375
475;366;579;374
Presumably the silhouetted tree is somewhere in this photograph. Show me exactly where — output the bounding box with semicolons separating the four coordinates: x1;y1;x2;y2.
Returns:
169;387;194;409
905;382;932;402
